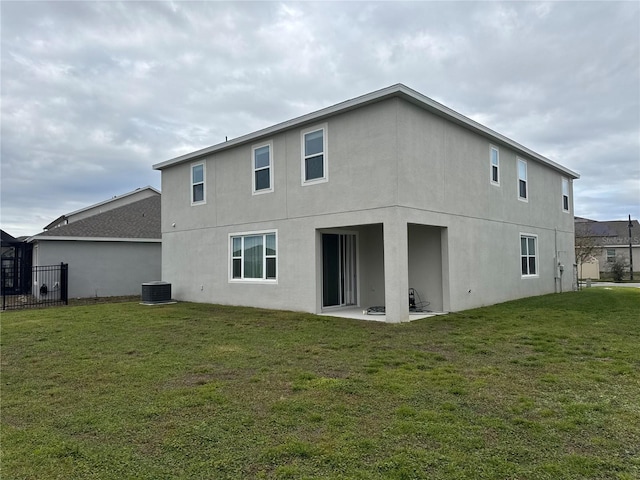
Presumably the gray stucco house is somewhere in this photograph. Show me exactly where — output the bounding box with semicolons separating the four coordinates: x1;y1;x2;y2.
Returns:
27;187;161;298
153;84;579;322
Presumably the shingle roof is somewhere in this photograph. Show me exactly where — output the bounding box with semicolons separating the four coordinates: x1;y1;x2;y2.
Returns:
575;218;640;245
43;186;160;231
579;220;639;238
32;195;161;240
1;229;20;246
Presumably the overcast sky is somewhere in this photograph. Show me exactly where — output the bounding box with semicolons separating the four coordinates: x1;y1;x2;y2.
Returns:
1;1;639;237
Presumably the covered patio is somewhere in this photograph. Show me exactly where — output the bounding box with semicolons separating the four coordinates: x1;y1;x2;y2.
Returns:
316;220;448;323
320;306;447;322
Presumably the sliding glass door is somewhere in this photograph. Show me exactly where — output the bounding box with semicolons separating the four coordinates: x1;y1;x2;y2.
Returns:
322;233;357;308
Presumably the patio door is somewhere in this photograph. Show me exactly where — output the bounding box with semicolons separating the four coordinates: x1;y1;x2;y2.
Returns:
322;233;357;308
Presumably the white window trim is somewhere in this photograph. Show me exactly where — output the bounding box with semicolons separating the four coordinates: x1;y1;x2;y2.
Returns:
251;141;274;195
228;229;278;284
520;233;539;278
301;123;328;186
490;145;500;186
562;177;570;213
517;158;528;202
191;162;206;206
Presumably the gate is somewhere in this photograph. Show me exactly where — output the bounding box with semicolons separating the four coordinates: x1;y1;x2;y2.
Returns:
2;263;68;310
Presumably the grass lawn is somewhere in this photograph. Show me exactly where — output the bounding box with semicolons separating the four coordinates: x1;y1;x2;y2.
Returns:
1;289;639;479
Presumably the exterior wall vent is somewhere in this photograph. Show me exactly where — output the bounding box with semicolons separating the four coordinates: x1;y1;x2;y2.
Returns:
141;281;174;305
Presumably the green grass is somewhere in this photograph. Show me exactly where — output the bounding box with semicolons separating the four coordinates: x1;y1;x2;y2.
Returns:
2;289;639;479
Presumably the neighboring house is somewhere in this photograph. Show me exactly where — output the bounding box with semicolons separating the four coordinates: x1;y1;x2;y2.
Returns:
1;230;32;295
27;187;161;298
575;217;639;276
153;84;579;323
1;229;21;258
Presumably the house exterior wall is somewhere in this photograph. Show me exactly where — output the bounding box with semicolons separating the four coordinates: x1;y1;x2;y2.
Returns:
159;94;576;319
596;245;640;274
408;224;444;312
160;101;400;234
396;101;575;233
356;224;385;309
162;208;394;312
34;240;161;298
394;100;575;308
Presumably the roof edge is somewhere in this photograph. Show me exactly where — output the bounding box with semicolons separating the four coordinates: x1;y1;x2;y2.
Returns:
153;84;404;170
27;236;161;243
59;186;161;220
153;84;579;179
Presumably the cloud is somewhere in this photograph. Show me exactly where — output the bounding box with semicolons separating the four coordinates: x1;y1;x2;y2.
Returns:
1;1;638;237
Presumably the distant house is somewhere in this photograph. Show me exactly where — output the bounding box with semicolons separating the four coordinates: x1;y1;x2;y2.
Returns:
575;217;639;276
153;84;578;322
1;229;21;257
27;187;161;298
1;230;32;295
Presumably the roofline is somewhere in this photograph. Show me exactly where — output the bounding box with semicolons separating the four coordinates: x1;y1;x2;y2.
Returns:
43;214;68;231
152;83;580;179
49;186;161;226
27;236;161;243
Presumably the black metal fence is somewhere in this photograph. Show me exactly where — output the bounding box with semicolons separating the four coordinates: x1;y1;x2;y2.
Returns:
1;263;68;310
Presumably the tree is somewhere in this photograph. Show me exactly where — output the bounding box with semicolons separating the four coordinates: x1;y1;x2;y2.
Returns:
574;222;602;280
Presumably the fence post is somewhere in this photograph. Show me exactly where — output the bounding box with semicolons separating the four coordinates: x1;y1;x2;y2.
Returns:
61;263;68;305
2;266;5;310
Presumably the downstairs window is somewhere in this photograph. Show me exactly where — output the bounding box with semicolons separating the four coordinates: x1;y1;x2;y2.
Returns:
521;234;538;277
231;232;277;281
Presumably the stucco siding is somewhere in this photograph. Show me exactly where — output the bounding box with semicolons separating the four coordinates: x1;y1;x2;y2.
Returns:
408;224;444;312
35;240;161;298
162;219;318;312
163;210;393;313
158;93;577;320
400;207;574;311
357;224;385;309
160;101;401;237
284;101;398;217
397;101;575;235
596;245;640;273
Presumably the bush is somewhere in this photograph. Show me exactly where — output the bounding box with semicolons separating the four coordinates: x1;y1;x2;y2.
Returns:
609;258;627;282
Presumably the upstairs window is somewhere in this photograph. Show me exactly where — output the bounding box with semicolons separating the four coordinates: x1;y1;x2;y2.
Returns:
231;232;277;281
562;177;570;212
520;234;538;277
301;125;327;184
252;143;273;194
490;146;500;185
518;158;528;201
191;163;205;204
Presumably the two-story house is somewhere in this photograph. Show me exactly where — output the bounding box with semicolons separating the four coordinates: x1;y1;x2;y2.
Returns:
153;84;579;322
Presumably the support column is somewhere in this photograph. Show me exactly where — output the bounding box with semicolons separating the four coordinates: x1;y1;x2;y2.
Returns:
441;227;451;312
383;215;409;323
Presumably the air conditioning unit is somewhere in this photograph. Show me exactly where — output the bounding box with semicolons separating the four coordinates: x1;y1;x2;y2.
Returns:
141;281;173;305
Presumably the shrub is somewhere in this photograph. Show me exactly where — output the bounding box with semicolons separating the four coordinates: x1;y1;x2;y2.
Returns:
609;258;627;282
